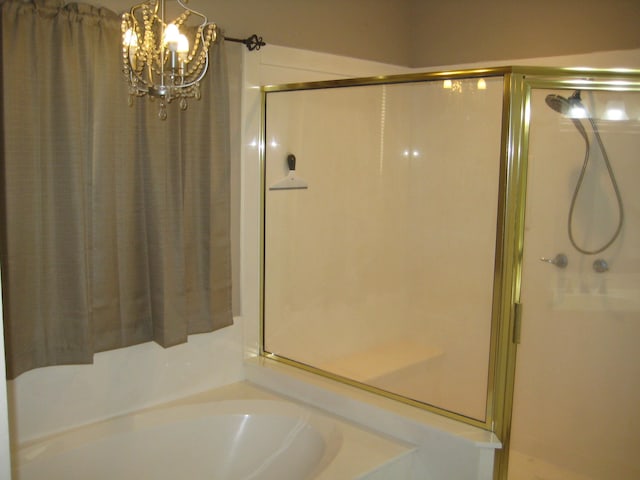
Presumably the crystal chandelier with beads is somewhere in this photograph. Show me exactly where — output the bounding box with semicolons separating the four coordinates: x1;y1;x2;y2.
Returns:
121;0;217;120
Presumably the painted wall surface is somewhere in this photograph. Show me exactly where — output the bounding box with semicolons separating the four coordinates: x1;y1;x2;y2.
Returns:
99;0;414;66
409;0;640;67
97;0;640;67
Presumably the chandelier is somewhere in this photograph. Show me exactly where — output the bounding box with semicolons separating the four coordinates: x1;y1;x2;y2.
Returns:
121;0;217;120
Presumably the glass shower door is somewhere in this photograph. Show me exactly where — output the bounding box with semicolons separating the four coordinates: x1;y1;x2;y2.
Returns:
507;88;640;479
262;75;505;426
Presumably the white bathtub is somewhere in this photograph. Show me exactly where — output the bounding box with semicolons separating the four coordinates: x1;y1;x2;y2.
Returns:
13;382;416;480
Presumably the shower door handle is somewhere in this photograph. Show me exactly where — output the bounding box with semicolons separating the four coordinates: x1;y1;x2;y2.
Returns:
540;253;568;268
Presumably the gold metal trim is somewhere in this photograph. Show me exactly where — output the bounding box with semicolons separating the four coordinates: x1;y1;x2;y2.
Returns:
485;71;519;440
513;303;523;345
258;65;640;480
490;71;530;480
260;67;512;432
262;66;512;93
261;65;640;94
259;88;267;353
492;70;640;480
263;351;490;429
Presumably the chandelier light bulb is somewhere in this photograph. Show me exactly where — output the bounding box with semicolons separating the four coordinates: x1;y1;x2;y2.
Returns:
123;28;138;48
163;23;180;51
177;34;189;54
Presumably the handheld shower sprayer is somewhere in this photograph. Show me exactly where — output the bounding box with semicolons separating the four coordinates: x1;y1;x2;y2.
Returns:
544;90;624;255
545;90;590;142
545;90;582;116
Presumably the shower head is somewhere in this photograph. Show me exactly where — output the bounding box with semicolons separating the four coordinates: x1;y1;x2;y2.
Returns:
545;90;584;117
545;90;589;141
545;94;571;115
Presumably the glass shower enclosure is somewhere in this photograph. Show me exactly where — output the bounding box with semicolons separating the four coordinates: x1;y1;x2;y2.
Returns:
260;67;640;479
507;83;640;479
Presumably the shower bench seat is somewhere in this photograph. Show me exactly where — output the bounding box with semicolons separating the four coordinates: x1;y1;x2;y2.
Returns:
318;340;443;383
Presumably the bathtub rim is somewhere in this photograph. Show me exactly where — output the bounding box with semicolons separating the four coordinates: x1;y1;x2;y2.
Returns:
245;355;501;449
13;381;416;480
15;398;343;480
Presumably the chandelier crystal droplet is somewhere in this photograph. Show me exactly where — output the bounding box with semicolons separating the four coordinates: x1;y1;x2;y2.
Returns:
121;0;217;119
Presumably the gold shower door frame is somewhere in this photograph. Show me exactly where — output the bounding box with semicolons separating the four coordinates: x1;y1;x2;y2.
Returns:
258;66;640;479
495;70;640;480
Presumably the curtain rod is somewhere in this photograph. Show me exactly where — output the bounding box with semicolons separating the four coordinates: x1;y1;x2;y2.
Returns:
224;34;266;51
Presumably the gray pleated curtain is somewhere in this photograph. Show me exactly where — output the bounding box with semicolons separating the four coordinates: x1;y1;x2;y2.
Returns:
0;0;233;379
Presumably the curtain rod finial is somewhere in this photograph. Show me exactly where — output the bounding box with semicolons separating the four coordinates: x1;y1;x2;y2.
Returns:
224;34;266;51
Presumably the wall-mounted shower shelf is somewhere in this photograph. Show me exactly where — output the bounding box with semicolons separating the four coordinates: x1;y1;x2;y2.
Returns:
551;273;640;312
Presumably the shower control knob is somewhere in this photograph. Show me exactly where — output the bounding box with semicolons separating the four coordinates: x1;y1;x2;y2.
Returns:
593;259;609;273
540;253;568;268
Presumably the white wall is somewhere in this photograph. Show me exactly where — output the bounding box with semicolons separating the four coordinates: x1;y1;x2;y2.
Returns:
7;322;244;443
239;45;412;361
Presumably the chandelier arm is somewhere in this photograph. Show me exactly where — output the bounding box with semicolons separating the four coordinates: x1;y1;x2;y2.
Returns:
175;0;211;29
171;46;209;90
128;0;158;21
127;61;150;93
179;24;215;80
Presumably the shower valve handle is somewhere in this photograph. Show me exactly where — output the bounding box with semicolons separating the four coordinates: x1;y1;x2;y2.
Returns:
540;253;568;268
